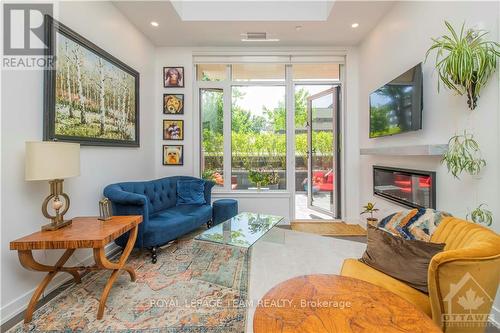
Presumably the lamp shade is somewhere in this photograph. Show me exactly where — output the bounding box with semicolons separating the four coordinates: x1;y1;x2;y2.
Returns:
25;142;80;181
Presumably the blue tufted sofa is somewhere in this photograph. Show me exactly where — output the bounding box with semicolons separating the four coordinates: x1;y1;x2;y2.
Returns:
103;176;214;263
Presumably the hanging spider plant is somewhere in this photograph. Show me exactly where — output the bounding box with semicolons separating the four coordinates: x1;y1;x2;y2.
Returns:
467;204;493;226
442;130;486;179
426;21;500;110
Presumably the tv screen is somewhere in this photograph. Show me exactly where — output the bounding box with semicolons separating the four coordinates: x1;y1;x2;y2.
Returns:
369;63;423;138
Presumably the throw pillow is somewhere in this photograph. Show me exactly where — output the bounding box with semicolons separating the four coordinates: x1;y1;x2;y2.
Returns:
377;208;451;241
177;179;206;205
360;224;445;293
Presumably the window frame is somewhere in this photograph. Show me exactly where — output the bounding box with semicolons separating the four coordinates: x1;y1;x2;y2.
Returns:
195;62;342;194
199;87;225;187
230;84;287;191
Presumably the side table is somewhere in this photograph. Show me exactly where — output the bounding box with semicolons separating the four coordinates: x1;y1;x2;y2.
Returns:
10;215;142;323
253;274;442;333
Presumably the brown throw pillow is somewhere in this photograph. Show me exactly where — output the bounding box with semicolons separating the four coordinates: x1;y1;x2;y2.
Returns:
360;224;445;293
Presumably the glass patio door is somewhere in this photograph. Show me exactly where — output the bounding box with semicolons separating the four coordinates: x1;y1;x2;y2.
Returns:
307;87;341;218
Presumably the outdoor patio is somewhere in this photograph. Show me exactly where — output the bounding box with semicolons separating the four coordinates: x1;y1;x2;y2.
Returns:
294;192;332;220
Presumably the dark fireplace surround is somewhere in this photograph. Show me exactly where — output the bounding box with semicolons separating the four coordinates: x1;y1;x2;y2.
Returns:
373;166;436;209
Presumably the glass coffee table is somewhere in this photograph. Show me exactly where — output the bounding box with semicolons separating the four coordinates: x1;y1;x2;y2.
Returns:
195;212;284;248
195;212;368;333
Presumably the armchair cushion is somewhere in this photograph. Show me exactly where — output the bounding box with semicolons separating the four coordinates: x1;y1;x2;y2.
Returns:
177;179;206;205
360;224;445;293
341;259;432;316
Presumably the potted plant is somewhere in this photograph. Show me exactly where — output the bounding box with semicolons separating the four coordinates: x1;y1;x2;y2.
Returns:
361;202;380;225
267;169;280;190
248;169;269;190
202;169;223;186
426;21;500;110
202;169;216;182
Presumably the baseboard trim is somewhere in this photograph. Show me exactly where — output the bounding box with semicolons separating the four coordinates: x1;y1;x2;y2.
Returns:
0;243;120;327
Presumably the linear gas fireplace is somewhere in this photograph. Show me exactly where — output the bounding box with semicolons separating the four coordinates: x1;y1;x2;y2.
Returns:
373;166;436;209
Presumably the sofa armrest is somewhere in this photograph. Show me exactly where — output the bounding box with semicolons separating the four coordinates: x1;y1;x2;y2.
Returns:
103;185;150;245
104;185;149;206
204;180;215;204
427;250;500;332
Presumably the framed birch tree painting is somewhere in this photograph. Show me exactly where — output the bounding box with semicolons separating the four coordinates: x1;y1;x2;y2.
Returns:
43;16;140;147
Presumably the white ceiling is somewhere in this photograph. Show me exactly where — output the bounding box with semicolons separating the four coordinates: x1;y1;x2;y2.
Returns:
113;1;395;47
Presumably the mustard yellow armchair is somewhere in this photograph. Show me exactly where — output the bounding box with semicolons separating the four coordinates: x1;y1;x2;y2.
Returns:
341;217;500;333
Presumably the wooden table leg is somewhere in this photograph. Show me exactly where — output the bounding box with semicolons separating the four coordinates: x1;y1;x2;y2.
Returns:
18;249;81;323
93;225;138;320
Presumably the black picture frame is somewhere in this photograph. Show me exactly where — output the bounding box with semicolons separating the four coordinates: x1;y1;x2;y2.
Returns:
163;145;184;166
163;93;184;114
163;67;184;88
43;15;140;147
163;119;184;141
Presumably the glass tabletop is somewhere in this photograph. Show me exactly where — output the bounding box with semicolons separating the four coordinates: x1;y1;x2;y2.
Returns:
195;212;284;248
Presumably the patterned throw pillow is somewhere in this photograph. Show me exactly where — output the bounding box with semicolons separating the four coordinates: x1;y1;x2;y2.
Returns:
377;209;451;242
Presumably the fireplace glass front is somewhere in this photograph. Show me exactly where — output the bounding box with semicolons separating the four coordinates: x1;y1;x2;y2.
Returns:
373;166;436;209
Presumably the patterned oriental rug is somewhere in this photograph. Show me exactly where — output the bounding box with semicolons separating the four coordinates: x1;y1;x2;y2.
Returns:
10;229;249;333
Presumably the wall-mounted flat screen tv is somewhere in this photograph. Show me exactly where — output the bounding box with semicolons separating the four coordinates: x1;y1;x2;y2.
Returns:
369;63;423;138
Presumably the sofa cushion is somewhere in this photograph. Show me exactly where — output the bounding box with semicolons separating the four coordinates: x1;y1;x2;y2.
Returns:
146;214;197;245
177;179;206;205
146;205;211;243
341;258;432;316
170;204;213;222
360;224;445;293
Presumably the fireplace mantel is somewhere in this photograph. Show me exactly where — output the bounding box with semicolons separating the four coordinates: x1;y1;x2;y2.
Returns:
360;144;448;156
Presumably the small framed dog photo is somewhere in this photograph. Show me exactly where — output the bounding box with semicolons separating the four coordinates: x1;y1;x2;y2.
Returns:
163;145;184;166
163;119;184;140
163;94;184;114
163;67;184;88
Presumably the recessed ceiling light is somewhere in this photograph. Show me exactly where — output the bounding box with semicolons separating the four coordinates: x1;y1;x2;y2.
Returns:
351;23;359;28
150;21;159;27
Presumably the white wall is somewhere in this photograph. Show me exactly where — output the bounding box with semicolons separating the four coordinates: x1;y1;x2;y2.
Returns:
0;1;155;323
357;0;500;321
343;48;360;224
154;47;361;221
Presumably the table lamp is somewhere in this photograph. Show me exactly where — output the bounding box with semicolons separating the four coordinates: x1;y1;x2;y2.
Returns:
25;141;80;231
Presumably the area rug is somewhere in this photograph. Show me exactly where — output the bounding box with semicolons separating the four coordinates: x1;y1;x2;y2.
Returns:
9;228;249;333
290;220;367;237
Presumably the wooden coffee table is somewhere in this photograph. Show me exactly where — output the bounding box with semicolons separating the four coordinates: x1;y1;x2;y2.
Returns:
253;274;442;333
10;215;142;323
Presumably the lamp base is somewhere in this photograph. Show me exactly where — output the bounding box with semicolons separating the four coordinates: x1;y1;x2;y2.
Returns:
41;219;72;231
41;179;72;231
